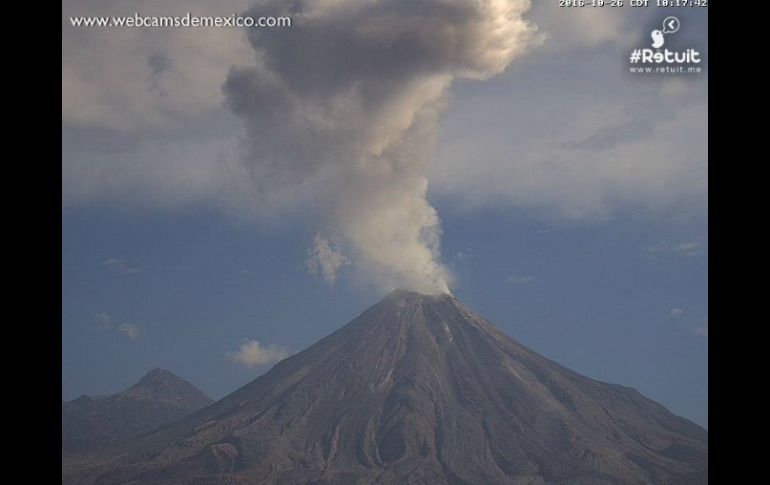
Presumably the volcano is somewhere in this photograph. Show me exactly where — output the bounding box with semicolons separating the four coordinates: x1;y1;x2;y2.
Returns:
62;367;213;454
62;290;707;484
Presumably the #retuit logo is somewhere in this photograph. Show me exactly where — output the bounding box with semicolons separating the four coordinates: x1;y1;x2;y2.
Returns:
628;16;704;75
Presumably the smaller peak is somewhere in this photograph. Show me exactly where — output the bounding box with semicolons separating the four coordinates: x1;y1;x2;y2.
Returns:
72;394;93;404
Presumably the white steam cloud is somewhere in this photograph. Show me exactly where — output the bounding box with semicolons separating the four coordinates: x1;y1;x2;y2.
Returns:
224;0;539;294
117;322;143;340
306;234;349;285
226;339;291;367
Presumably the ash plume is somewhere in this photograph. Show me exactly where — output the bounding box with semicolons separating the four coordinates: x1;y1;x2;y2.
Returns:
224;0;540;294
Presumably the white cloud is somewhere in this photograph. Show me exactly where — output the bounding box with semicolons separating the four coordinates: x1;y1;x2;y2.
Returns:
528;1;632;52
455;249;474;264
306;235;349;285
62;2;707;228
94;313;143;338
226;339;290;367
62;0;261;216
669;308;685;317
693;326;708;338
431;74;707;221
62;0;254;132
102;258;143;275
674;242;704;256
648;241;705;257
62;2;707;229
117;322;143;340
93;312;112;329
506;275;535;285
63;129;263;216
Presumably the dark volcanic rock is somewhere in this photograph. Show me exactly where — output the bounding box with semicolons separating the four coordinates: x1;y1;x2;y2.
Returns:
62;291;707;484
62;367;213;454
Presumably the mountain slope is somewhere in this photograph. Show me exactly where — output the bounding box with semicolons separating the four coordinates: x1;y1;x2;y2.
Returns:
62;367;214;454
62;291;707;484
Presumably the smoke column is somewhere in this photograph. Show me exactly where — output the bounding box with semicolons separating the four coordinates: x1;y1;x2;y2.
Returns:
224;0;539;294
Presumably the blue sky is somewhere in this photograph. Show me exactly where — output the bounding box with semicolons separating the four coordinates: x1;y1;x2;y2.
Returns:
62;201;707;426
62;2;708;427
